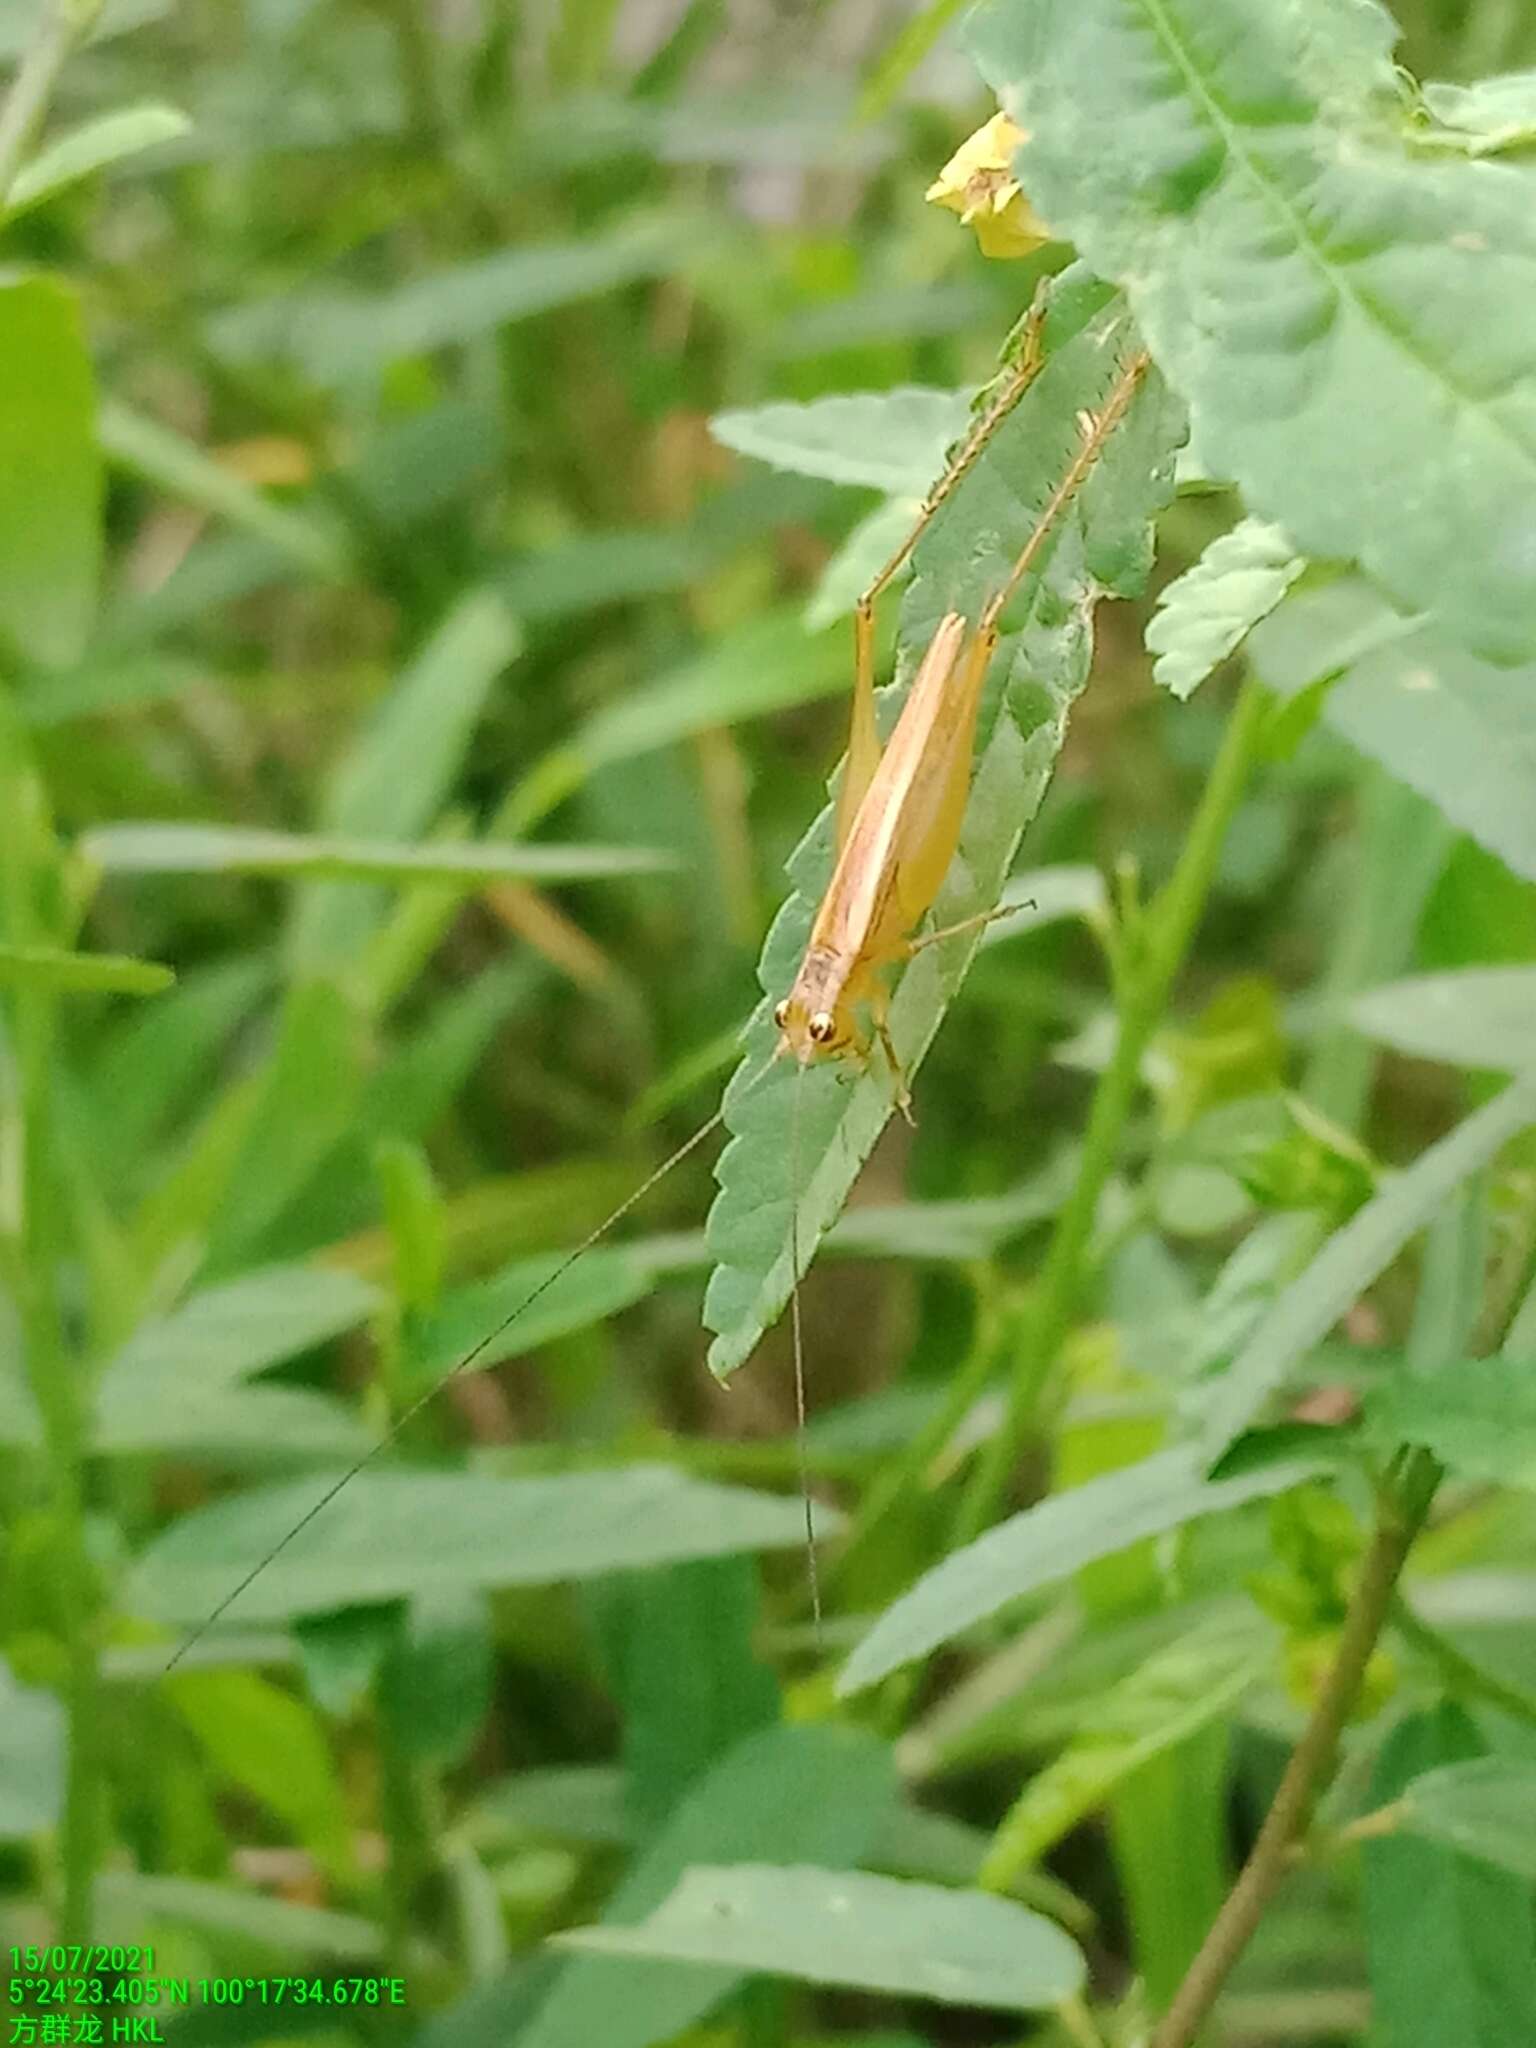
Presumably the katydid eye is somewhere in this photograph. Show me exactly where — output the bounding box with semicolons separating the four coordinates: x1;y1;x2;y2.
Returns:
809;1012;836;1044
774;999;791;1029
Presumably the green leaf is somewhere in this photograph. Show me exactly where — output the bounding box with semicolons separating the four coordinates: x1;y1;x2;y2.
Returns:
968;0;1536;662
363;960;537;1145
374;1138;444;1311
17;647;204;724
1198;1073;1536;1458
0;1290;39;1447
84;822;674;886
168;1669;353;1882
287;590;521;975
805;494;922;631
203;980;366;1271
402;1247;654;1381
517;1724;895;2048
0;275;101;666
128;1467;844;1625
1145;518;1305;700
0;943;171;995
981;1610;1273;1884
1350;969;1536;1072
584;1555;778;1832
1365;1356;1536;1487
705;274;1184;1380
91;1263;380;1459
821;1149;1078;1263
711;388;970;493
498;473;824;626
468;1765;629;1850
93;1871;382;1960
838;1445;1314;1694
207;219;689;384
558;1865;1084;2013
1419;73;1536;157
87;957;270;1188
377;1590;494;1769
6;104;190;216
575;607;849;770
507;606;853;832
98;400;348;578
1207;1421;1362;1484
1253;583;1536;884
859;0;975;117
1364;1704;1536;2048
98;1264;380;1397
1399;1758;1536;1879
96;1384;371;1461
0;1660;63;1837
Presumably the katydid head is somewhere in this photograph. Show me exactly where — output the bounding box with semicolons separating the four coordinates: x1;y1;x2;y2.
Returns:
773;952;857;1066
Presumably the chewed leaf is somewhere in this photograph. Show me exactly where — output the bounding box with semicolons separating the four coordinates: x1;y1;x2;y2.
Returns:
704;269;1186;1380
1146;518;1305;699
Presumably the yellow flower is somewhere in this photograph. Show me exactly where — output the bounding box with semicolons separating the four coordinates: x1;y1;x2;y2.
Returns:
925;111;1050;259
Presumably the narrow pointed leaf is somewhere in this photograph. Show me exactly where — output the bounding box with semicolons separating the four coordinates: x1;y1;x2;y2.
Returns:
558;1865;1084;2013
128;1467;843;1625
286;590;521;973
0;944;171;995
1350;969;1536;1073
981;1609;1272;1883
1199;1073;1536;1458
839;1445;1313;1693
84;823;673;885
7;104;190;216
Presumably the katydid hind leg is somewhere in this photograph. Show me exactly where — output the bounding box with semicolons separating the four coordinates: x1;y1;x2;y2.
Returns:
838;592;885;852
836;322;1048;852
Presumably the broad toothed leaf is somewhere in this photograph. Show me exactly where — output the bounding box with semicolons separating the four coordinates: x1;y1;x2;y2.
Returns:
968;0;1536;664
703;270;1185;1380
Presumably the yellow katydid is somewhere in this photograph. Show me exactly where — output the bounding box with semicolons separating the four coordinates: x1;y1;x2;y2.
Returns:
163;320;1152;1669
770;342;1150;1620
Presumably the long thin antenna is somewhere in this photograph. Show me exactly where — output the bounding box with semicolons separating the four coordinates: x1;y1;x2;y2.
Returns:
788;1058;822;1642
163;1105;727;1673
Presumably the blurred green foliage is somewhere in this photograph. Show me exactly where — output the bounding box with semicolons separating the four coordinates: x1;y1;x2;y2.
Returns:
2;1;1536;2045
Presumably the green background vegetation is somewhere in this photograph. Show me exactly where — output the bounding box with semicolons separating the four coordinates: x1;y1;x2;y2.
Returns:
4;1;1536;2044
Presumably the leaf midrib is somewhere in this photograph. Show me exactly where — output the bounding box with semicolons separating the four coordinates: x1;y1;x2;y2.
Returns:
1132;0;1536;470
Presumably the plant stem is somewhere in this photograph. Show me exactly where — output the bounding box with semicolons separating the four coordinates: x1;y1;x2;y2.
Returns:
376;1690;431;1998
1149;1456;1440;2048
0;0;98;201
955;678;1269;1544
0;709;101;1941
